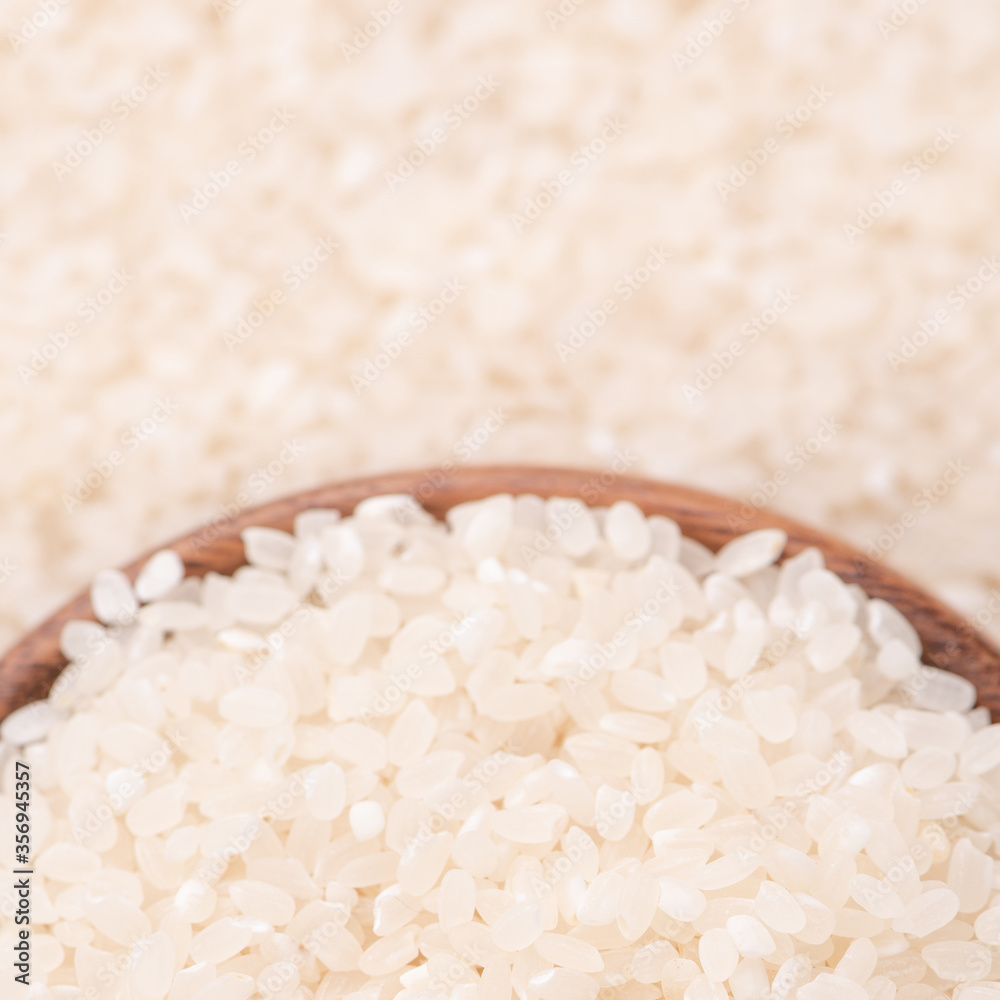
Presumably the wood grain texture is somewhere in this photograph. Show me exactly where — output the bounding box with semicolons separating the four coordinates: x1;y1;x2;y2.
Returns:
2;465;998;719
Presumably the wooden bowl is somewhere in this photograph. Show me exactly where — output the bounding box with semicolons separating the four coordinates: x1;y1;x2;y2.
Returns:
2;465;998;720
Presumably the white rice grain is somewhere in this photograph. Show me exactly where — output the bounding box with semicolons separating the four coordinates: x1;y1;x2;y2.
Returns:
713;530;787;578
91;568;139;625
605;501;652;562
135;549;186;602
535;933;605;973
13;494;999;1000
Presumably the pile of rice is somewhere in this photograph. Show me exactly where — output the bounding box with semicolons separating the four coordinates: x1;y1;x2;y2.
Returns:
3;0;1000;666
3;493;999;1000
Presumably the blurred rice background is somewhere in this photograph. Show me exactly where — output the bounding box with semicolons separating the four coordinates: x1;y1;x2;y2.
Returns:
2;0;999;653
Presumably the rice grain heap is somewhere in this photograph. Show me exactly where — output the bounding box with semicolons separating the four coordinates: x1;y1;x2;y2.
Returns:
1;493;998;1000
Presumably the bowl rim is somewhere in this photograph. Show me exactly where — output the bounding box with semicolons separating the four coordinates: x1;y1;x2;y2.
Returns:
2;464;997;719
